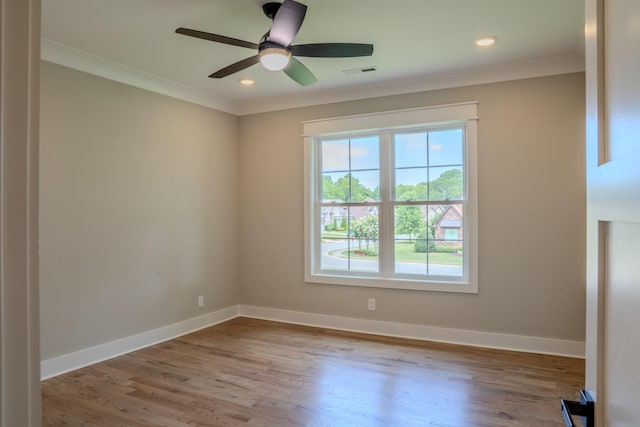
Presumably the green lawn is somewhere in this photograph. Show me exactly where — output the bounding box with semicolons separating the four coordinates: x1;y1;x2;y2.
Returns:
395;241;462;265
332;241;462;265
321;231;348;239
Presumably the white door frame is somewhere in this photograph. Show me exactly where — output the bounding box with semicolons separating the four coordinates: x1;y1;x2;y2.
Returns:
584;0;604;403
585;0;640;425
0;0;41;425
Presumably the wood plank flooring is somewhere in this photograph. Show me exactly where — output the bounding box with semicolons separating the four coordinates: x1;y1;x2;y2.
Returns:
42;317;584;426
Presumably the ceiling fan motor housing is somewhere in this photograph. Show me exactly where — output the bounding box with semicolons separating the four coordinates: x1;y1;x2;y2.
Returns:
262;2;282;20
259;40;289;53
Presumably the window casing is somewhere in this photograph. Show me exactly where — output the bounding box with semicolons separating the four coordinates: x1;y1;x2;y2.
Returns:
303;103;478;293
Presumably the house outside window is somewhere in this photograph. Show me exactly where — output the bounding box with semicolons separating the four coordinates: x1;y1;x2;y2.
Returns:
434;205;463;243
303;103;478;293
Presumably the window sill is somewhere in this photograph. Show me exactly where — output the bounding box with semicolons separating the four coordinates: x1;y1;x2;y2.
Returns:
305;272;478;293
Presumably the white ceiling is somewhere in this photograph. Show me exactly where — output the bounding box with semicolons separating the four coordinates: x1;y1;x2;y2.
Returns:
41;0;585;115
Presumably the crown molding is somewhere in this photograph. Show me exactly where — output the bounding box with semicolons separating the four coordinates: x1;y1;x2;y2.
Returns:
238;54;585;115
42;38;584;117
41;38;241;115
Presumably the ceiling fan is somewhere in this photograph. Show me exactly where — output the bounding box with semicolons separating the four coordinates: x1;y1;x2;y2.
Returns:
175;0;374;86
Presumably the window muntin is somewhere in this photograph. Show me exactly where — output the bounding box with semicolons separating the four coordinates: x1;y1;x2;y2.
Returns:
304;103;478;293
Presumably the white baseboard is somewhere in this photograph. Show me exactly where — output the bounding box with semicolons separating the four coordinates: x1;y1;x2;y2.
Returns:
41;304;584;380
238;305;585;358
40;305;240;380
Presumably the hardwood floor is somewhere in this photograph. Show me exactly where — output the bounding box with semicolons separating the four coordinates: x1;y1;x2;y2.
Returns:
42;317;584;426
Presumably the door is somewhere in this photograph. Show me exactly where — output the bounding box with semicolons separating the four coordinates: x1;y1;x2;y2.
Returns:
585;0;640;425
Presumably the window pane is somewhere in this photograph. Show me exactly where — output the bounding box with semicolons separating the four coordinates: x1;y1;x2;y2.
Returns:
322;137;380;202
395;132;427;168
320;205;348;232
320;236;351;272
322;172;350;202
320;205;350;271
396;168;428;201
428;242;463;277
350;170;380;202
319;208;379;273
322;139;349;172
428;166;463;201
349;208;379;273
428;129;464;166
394;205;428;275
395;240;428;275
429;204;463;277
350;136;380;170
394;204;464;277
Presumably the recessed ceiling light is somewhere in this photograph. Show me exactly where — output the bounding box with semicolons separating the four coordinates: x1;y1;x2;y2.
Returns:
475;36;497;47
239;78;255;86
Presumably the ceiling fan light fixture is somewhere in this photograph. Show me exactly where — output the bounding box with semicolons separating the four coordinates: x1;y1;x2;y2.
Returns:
259;47;292;71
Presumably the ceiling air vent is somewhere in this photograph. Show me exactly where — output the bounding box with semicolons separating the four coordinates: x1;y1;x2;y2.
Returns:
342;66;377;75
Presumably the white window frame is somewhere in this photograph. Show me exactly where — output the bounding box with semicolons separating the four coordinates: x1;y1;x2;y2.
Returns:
303;102;478;293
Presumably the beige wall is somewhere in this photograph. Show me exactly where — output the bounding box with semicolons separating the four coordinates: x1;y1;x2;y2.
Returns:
39;62;240;360
39;67;586;363
238;72;586;342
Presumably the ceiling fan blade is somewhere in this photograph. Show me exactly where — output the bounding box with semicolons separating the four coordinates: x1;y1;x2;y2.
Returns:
291;43;374;58
209;55;260;78
283;57;317;86
176;27;258;50
269;0;307;46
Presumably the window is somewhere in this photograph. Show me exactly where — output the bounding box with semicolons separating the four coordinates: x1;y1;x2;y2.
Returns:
304;103;478;293
444;228;460;241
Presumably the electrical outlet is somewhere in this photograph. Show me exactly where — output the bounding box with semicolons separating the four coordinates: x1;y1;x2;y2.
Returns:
198;295;204;308
368;298;376;311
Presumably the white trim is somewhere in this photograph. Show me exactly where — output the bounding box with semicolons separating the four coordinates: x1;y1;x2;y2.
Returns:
238;305;585;358
41;38;241;115
40;305;240;380
466;119;479;293
40;304;584;380
302;102;478;136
